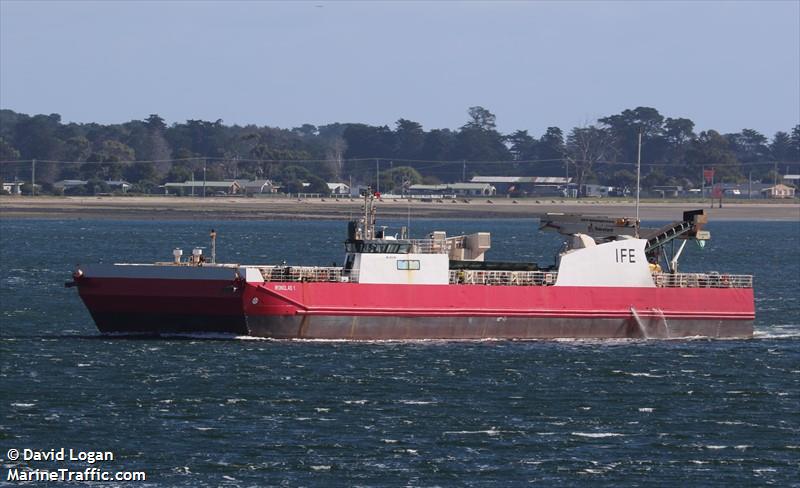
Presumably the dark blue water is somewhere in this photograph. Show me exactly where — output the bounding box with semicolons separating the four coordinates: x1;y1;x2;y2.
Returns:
1;218;798;486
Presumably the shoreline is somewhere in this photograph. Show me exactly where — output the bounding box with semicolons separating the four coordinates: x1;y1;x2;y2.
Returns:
1;196;799;222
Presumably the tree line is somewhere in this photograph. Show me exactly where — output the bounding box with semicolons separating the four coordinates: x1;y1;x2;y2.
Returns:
0;107;798;195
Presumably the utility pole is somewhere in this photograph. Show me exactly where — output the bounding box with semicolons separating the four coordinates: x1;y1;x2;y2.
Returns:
774;162;778;186
31;159;36;196
203;160;207;198
701;167;705;201
710;169;715;209
635;130;642;237
748;171;752;200
462;160;466;182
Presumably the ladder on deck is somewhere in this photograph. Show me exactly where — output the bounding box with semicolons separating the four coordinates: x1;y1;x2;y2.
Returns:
644;220;694;253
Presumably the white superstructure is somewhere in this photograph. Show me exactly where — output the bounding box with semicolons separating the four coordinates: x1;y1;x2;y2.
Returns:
555;238;655;287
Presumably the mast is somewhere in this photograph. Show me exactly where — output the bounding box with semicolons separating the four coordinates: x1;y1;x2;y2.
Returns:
635;129;642;238
363;189;369;240
362;188;376;240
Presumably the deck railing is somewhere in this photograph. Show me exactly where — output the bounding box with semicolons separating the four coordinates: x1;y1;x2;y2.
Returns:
448;270;558;286
258;266;348;282
653;272;753;289
407;239;448;254
254;266;752;289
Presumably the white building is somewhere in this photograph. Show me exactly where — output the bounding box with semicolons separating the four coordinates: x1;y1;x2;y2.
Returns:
408;183;496;197
242;179;278;194
163;180;242;195
470;176;570;195
327;182;351;195
1;181;24;195
761;184;796;199
54;179;89;191
105;180;131;193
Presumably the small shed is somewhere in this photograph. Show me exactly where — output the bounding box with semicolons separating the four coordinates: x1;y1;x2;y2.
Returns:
761;184;796;199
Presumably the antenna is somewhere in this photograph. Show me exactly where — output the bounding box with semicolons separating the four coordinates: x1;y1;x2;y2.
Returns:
407;195;411;237
635;129;642;238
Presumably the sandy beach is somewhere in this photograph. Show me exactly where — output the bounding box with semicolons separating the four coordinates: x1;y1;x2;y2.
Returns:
1;195;798;222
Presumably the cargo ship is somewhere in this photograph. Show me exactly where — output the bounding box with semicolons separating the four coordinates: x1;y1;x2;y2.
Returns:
68;191;754;339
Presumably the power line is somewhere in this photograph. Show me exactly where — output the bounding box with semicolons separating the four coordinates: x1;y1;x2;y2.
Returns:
0;157;797;168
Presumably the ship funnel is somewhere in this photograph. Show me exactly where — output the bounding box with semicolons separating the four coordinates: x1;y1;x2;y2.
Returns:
191;248;203;264
173;248;183;264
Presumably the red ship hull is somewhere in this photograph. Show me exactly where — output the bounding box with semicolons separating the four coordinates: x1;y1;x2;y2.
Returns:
77;273;754;339
76;269;248;335
243;281;754;339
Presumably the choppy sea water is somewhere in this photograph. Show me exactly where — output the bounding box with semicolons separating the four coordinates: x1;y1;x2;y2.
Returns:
1;218;798;486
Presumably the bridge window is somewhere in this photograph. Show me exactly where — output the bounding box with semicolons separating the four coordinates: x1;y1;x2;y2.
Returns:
397;260;420;270
345;241;412;254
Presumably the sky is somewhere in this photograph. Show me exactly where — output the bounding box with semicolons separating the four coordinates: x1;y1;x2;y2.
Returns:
1;0;798;138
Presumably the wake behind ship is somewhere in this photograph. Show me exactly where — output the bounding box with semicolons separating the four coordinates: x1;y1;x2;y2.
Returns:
68;192;754;339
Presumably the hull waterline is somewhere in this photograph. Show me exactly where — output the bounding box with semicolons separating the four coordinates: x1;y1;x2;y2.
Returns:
245;315;753;340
